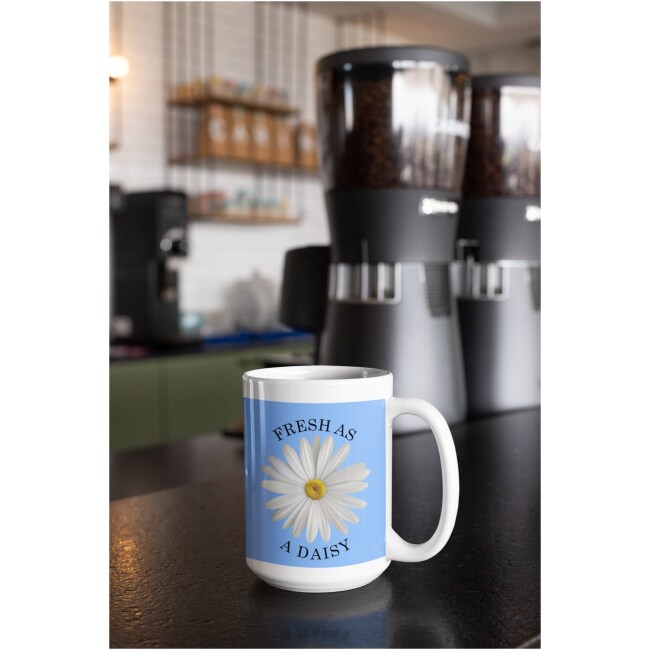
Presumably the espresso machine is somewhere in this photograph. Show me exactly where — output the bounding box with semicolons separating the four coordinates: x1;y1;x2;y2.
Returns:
111;190;189;344
310;46;472;430
455;74;541;417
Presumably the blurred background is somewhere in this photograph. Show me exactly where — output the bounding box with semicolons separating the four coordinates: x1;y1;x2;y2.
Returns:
110;1;540;497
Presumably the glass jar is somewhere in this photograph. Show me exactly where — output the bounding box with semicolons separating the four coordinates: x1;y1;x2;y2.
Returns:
317;47;471;192
463;75;540;198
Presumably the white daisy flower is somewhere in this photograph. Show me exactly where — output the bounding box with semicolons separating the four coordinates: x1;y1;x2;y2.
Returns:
261;435;370;543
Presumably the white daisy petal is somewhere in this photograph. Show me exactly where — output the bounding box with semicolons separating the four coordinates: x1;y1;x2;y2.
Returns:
341;509;359;524
265;493;304;510
330;503;359;524
283;444;310;482
315;436;334;478
281;510;296;529
325;463;370;486
262;464;304;484
271;497;306;521
283;496;309;529
272;508;291;522
320;442;350;480
318;504;331;542
326;497;360;524
320;498;349;533
327;481;369;494
261;479;305;494
330;493;367;509
299;437;315;478
306;501;320;543
268;455;305;484
310;435;321;466
292;499;312;537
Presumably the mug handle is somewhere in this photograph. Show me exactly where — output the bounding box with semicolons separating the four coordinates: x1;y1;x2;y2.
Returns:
386;397;460;562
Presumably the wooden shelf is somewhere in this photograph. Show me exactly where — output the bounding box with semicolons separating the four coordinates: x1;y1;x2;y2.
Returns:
189;211;301;225
169;153;318;176
169;93;297;116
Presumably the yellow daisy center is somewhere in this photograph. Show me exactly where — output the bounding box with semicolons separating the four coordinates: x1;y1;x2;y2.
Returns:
304;479;326;500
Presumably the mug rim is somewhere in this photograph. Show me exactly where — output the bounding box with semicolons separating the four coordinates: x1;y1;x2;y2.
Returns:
244;365;391;384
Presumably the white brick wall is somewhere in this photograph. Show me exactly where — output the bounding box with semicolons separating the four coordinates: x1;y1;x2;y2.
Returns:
110;2;334;315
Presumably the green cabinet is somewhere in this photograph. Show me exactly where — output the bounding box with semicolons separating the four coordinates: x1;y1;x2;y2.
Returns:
110;341;313;451
110;360;162;451
161;352;244;443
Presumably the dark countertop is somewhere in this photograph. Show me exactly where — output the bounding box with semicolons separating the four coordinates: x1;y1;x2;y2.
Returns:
110;408;540;648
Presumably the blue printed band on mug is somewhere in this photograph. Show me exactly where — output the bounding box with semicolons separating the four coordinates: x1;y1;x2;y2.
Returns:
244;398;387;568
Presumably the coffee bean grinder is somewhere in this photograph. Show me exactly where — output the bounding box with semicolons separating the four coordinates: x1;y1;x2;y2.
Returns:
314;46;472;430
455;74;541;417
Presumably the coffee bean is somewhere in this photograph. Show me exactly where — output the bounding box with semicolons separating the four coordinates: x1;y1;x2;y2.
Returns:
463;87;540;197
318;63;471;191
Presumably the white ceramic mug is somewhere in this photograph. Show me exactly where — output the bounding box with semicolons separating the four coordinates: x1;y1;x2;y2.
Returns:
243;366;459;593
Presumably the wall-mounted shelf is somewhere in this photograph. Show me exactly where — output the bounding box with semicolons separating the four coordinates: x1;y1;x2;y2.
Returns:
163;3;314;223
169;153;318;176
189;211;301;225
169;93;297;116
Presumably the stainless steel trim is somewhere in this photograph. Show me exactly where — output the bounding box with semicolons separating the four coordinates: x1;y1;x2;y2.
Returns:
327;262;402;304
454;261;512;301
